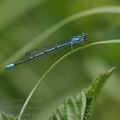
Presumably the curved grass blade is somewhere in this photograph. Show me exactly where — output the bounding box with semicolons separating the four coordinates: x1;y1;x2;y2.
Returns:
1;6;120;73
18;39;120;120
49;67;115;120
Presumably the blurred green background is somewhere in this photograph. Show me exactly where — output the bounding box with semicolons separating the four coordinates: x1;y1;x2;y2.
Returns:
0;0;120;120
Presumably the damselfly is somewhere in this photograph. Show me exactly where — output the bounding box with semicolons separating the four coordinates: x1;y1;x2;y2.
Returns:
6;32;88;69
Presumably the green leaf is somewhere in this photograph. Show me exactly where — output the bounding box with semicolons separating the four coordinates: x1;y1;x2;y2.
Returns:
49;67;116;120
49;92;86;120
0;112;17;120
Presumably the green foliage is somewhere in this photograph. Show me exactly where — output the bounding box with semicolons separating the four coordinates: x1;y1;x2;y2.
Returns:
0;67;115;120
49;67;115;120
0;1;120;120
17;40;120;120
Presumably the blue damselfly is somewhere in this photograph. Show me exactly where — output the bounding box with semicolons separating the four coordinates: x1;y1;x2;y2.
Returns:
6;32;88;69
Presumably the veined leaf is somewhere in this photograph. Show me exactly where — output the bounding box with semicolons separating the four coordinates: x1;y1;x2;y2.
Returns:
49;67;116;120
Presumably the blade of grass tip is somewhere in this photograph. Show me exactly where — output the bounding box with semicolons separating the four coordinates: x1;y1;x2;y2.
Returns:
1;6;120;74
18;39;120;120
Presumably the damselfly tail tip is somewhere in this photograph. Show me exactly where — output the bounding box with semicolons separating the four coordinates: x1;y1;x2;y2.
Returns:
6;64;15;69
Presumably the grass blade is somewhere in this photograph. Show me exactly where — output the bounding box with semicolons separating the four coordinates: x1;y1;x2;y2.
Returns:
18;39;120;120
